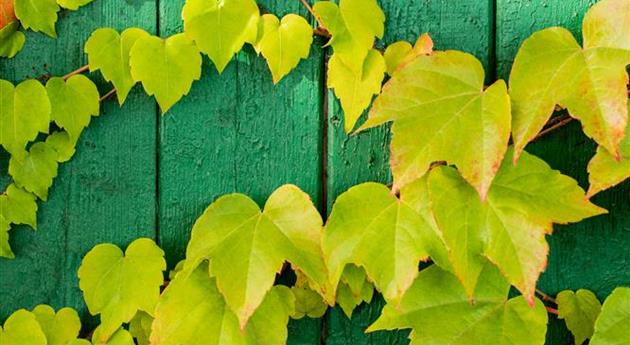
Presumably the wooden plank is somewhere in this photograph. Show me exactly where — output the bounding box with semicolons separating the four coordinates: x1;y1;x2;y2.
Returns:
496;1;630;344
0;0;157;321
325;1;494;344
158;2;325;344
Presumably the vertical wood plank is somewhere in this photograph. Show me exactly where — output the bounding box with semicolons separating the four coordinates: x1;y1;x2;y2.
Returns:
325;1;494;344
496;1;630;344
0;0;157;320
158;2;325;345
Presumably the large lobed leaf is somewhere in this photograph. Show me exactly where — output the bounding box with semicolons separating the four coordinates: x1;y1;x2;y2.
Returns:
591;287;630;345
14;0;59;37
46;75;100;140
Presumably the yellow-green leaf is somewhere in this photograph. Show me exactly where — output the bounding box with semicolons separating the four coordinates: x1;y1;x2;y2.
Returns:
130;33;202;113
46;75;100;140
383;34;434;76
56;0;94;11
129;311;152;345
9;142;59;201
0;309;47;345
14;0;59;37
335;265;373;318
0;215;13;258
0;21;25;58
557;289;602;345
92;327;134;345
32;305;82;345
45;131;78;163
590;287;630;345
291;286;327;319
0;184;37;228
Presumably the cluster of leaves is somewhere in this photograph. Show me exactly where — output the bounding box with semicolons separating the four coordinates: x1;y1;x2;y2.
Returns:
0;0;96;58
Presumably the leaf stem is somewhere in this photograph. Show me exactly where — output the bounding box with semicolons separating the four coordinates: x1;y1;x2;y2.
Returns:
546;306;559;315
536;288;557;304
298;0;330;37
99;88;117;102
62;64;90;80
534;115;574;141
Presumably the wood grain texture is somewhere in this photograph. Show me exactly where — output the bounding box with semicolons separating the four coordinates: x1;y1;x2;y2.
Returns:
325;1;493;344
497;1;630;344
0;0;157;321
158;2;324;344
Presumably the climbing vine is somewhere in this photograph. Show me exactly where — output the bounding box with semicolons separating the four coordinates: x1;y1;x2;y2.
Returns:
0;0;629;344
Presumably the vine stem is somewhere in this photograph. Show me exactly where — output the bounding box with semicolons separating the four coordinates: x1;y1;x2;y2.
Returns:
536;288;557;304
546;306;559;315
534;115;574;141
298;0;330;37
62;64;89;80
99;88;117;102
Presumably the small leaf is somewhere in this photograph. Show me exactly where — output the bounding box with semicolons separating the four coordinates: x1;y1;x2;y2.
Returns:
328;49;385;132
368;264;548;345
45;131;78;163
0;79;51;158
9;142;59;201
590;287;630;345
383;33;434;76
14;0;59;37
32;305;82;345
0;184;37;228
84;28;150;105
46;75;100;140
291;286;327;319
361;50;511;197
0;309;47;345
56;0;94;11
184;184;328;327
92;327;135;345
336;265;373;318
0;215;14;258
130;33;202;113
78;238;166;343
182;0;259;73
0;21;25;58
150;262;295;345
255;14;313;83
129;311;152;345
557;289;602;345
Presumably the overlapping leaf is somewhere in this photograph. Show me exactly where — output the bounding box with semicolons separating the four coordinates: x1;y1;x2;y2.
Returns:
78;238;166;343
591;287;630;345
46;75;100;140
361;50;511;197
129;312;152;345
368;264;548;345
428;148;605;302
150;262;295;345
335;265;374;317
14;0;59;37
130;33;202;112
32;305;82;345
0;79;51;158
9;142;59;200
0;21;24;58
557;289;602;345
0;184;37;228
0;309;46;345
85;28;150;104
184;184;328;327
182;0;259;73
57;0;95;11
45;131;77;163
93;327;134;345
254;14;313;83
324;180;447;303
510;0;630;160
0;215;12;258
383;33;433;76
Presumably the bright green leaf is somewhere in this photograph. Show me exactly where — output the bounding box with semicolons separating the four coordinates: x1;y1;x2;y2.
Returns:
328;49;385;132
0;309;47;345
591;287;630;345
93;327;134;345
0;215;13;258
32;305;82;345
291;286;327;319
0;184;37;228
84;28;150;105
368;264;548;345
184;184;328;326
9;142;59;200
182;0;259;73
324;181;447;302
78;238;166;343
0;79;51;158
45;131;78;163
0;21;25;58
46;75;100;140
361;50;511;197
14;0;59;37
57;0;94;11
130;33;202;113
557;289;602;345
67;339;91;345
428;148;606;301
150;262;295;345
129;311;152;345
255;14;312;83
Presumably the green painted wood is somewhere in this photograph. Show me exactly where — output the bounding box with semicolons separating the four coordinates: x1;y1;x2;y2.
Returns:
0;0;158;322
325;1;494;345
496;1;630;344
158;2;325;345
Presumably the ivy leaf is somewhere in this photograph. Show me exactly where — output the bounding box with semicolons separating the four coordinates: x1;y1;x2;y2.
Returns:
46;75;100;140
184;184;328;327
254;14;313;84
328;49;385;132
130;33;202;113
291;286;327;319
510;0;630;160
67;340;91;345
32;305;82;345
150;262;295;345
336;265;374;318
557;289;602;345
591;287;630;345
45;131;78;163
0;215;13;258
9;142;59;201
324;181;448;303
428;148;606;302
14;0;59;37
0;309;47;345
313;0;384;72
383;33;434;76
0;79;51;158
56;0;94;11
368;264;548;345
92;327;135;345
182;0;259;73
0;184;37;228
129;311;152;345
84;28;150;105
361;50;511;198
0;21;25;58
78;238;166;343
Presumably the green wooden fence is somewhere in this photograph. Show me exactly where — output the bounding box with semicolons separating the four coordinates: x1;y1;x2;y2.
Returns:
1;1;628;344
